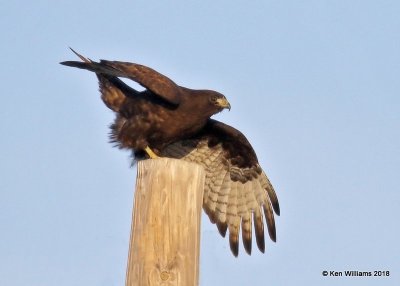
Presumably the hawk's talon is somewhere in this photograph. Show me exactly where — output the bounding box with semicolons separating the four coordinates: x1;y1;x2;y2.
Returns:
144;146;159;159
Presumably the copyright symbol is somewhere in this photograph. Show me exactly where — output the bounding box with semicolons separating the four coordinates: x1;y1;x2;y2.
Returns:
322;271;328;276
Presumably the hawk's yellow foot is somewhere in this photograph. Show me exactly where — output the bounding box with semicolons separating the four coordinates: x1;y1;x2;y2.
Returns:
144;146;159;159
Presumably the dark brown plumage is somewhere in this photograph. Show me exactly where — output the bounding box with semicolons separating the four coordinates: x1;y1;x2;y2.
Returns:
61;50;230;155
61;49;279;257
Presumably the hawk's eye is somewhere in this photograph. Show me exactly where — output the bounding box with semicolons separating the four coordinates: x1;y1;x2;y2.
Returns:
211;95;218;103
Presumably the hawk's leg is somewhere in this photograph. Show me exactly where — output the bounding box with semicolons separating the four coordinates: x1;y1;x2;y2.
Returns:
144;146;159;159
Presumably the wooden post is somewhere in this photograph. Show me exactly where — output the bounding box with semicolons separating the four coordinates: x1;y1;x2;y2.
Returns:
125;158;204;286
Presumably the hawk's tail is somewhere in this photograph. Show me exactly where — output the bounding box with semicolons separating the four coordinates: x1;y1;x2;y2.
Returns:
60;48;122;77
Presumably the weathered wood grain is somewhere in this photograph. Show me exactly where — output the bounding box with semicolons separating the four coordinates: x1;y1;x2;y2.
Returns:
126;158;204;286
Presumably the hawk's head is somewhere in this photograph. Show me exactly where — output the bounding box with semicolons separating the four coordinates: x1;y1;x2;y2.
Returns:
209;92;231;111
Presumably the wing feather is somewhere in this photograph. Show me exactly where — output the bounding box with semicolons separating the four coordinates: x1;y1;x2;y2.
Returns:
215;171;231;224
205;170;229;223
241;182;253;254
253;207;265;253
263;198;277;242
260;171;280;216
227;181;240;257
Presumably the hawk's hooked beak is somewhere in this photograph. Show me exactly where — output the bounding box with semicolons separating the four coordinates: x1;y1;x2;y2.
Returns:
216;97;231;111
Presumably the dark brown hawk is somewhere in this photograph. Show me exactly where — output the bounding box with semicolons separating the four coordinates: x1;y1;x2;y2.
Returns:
61;49;280;256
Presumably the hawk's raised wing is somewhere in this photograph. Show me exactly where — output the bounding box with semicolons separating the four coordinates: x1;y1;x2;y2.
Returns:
61;56;181;105
161;119;280;256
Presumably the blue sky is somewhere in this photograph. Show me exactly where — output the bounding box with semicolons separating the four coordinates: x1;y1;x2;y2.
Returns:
1;1;399;285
